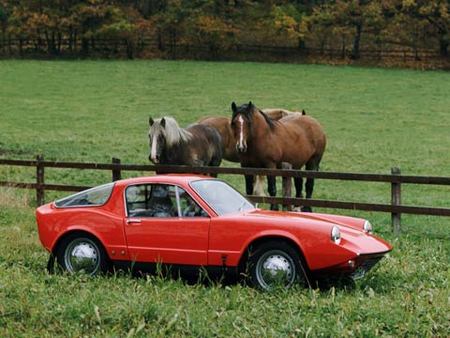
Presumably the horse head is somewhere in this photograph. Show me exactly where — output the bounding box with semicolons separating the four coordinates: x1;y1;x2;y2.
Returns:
148;117;167;164
230;101;256;153
148;116;193;164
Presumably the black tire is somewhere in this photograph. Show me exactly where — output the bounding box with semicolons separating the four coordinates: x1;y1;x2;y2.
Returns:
55;233;109;276
247;240;308;290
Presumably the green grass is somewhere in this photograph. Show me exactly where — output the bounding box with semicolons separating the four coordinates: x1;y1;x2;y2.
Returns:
0;60;449;336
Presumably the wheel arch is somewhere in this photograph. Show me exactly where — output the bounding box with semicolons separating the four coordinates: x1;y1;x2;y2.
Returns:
237;233;310;272
51;228;107;257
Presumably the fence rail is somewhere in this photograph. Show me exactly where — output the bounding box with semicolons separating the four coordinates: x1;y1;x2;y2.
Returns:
2;158;450;185
1;37;446;67
1;156;449;236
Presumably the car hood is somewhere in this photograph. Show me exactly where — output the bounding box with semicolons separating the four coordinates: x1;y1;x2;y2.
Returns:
241;209;392;257
244;209;366;232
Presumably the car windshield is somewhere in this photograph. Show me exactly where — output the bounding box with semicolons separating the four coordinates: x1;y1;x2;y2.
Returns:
55;183;114;208
190;179;254;216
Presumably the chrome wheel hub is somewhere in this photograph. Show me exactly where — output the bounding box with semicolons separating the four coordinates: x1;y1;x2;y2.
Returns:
64;239;100;275
256;250;296;289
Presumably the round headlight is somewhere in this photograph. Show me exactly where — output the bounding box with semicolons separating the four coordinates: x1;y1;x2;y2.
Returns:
363;220;373;234
331;225;341;244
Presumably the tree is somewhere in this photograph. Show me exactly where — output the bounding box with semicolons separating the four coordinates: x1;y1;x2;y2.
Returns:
401;0;449;57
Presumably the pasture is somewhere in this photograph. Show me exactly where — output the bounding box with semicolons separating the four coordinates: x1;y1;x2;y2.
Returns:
0;60;449;336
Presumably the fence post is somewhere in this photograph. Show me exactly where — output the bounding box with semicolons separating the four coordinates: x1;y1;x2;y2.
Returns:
391;167;401;236
112;157;121;181
36;154;45;206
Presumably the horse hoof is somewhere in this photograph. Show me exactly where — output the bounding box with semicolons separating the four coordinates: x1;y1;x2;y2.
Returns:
301;206;313;212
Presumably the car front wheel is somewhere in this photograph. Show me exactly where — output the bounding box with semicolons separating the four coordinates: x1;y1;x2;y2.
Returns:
248;241;306;290
56;234;109;276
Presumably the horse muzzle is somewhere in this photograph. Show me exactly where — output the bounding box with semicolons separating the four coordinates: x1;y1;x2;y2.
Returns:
149;155;160;164
236;143;248;153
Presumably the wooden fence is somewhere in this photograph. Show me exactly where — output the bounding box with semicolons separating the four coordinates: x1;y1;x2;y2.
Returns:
1;156;450;236
1;37;445;64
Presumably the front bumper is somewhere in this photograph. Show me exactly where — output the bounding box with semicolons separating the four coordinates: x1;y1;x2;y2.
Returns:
311;252;390;280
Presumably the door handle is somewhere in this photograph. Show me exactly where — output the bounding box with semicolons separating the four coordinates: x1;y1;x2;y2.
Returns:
126;218;142;224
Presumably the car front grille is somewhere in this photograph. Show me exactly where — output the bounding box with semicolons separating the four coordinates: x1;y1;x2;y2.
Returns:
350;254;384;280
360;256;383;272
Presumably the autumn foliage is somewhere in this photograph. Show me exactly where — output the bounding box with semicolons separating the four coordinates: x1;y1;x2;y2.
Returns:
0;0;448;65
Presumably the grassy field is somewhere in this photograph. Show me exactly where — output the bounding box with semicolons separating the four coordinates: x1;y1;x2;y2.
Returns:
0;60;449;336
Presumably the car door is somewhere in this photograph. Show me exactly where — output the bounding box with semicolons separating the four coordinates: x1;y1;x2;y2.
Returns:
124;183;210;265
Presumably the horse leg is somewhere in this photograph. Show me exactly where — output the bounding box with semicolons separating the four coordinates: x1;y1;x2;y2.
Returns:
294;176;303;198
281;162;292;210
208;149;222;178
253;175;266;196
303;156;321;212
267;174;278;211
245;175;254;196
293;165;303;212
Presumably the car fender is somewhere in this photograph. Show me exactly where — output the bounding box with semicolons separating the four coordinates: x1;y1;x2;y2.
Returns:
239;229;309;267
50;225;110;258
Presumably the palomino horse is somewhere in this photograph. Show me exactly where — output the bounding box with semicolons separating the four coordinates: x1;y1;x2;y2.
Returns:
230;102;326;211
148;117;222;167
199;108;301;196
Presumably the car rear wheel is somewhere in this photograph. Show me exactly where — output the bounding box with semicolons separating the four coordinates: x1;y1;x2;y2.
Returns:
248;241;306;290
56;233;109;276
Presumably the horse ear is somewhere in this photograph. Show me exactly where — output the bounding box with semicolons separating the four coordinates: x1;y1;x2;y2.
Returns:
231;102;237;113
161;117;166;128
149;117;154;126
248;101;253;109
302;109;306;115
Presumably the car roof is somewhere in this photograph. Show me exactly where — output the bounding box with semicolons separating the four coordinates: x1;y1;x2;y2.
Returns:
115;174;213;187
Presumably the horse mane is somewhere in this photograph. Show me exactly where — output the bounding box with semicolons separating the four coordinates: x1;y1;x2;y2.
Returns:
232;102;277;130
151;117;192;146
257;109;276;130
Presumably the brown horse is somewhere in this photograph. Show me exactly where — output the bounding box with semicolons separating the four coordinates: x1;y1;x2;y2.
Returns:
198;109;298;162
198;108;299;196
230;102;326;211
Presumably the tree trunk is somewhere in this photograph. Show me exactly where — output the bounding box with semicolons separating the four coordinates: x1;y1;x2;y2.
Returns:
7;33;11;55
351;22;362;60
36;29;43;52
68;28;73;51
81;37;89;56
439;36;448;57
74;31;78;52
57;31;62;54
157;29;164;51
341;34;346;59
125;38;134;59
45;30;57;56
51;31;56;55
1;27;4;53
298;37;306;50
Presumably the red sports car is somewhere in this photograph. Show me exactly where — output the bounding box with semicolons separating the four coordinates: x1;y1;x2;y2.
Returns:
36;175;392;290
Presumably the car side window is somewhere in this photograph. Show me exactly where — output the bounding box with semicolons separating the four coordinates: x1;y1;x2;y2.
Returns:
178;188;209;217
55;183;114;208
125;184;208;218
126;184;177;218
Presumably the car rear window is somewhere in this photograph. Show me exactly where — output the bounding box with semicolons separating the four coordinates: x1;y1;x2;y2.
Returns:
55;183;115;208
